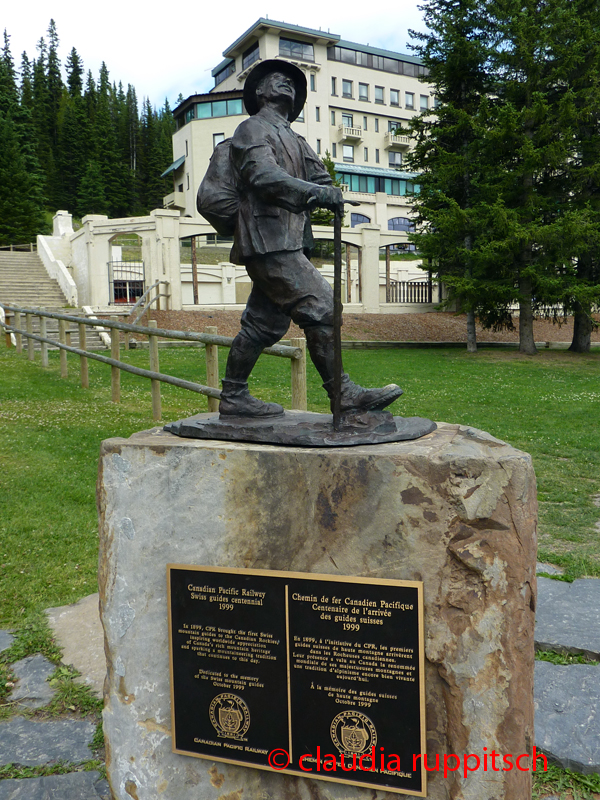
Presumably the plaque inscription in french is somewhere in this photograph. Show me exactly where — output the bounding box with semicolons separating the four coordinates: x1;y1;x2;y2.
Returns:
168;566;426;796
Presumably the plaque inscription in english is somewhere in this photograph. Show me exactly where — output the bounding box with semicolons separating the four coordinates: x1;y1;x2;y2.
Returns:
168;566;426;796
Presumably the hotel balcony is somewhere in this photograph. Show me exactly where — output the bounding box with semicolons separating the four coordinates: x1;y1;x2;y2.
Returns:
163;192;186;211
338;124;363;142
384;131;411;150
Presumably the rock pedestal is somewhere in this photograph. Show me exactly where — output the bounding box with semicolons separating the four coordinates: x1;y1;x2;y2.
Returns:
97;422;537;800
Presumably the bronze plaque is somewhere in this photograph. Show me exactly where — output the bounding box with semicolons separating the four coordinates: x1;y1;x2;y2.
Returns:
168;566;426;796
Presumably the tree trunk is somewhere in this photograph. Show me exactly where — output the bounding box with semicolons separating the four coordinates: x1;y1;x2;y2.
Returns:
569;305;593;353
519;276;537;355
466;310;477;353
569;255;594;353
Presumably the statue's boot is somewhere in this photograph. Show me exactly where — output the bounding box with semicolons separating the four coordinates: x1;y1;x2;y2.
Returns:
219;379;284;418
305;325;402;414
324;374;403;413
219;331;284;418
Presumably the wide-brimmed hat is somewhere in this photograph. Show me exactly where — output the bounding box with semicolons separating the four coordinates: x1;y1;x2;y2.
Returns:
243;59;307;121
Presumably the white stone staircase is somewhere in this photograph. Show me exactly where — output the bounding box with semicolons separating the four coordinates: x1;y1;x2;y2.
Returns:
0;251;106;350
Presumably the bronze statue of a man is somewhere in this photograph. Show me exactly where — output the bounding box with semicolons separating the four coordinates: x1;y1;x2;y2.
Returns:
204;59;402;418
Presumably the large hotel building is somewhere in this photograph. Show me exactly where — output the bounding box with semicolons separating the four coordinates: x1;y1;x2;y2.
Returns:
163;18;432;244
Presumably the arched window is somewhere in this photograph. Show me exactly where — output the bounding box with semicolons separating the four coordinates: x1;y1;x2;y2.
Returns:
388;216;415;232
351;213;371;227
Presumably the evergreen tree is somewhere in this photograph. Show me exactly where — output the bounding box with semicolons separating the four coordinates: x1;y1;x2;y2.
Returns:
0;111;45;244
0;30;18;116
65;47;83;97
77;159;108;216
484;0;575;354
408;0;498;352
555;0;600;351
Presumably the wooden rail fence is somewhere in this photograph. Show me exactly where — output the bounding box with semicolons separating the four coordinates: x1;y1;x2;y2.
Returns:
0;303;307;421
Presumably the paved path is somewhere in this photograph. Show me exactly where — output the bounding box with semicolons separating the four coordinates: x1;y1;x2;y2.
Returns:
0;565;597;798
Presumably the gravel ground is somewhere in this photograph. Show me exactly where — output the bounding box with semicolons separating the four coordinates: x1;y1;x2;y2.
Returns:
150;309;600;345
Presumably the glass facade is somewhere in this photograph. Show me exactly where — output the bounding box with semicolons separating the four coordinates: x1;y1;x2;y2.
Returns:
214;61;235;87
186;97;244;124
242;42;260;70
336;171;420;196
279;37;314;62
328;46;428;77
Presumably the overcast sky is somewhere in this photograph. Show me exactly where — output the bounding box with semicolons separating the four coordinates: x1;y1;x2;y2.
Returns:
3;0;427;108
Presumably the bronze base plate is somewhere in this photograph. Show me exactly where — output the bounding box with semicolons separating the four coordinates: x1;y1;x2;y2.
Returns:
164;409;436;447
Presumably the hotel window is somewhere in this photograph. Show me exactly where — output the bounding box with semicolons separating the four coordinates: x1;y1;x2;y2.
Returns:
363;116;368;130
342;113;353;128
316;139;321;154
279;37;314;62
420;94;429;110
242;42;259;71
351;213;371;227
405;92;414;109
343;145;354;162
213;133;225;150
389;151;403;168
316;106;320;122
342;79;353;98
310;74;316;92
375;86;384;104
374;118;379;132
296;107;305;122
358;82;369;101
390;89;399;106
332;143;337;157
185;140;188;156
331;110;336;125
375;149;380;163
331;77;337;95
389;120;400;132
364;147;368;161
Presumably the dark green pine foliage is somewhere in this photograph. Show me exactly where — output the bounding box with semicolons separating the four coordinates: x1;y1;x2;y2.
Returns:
407;0;502;352
1;20;177;239
93;62;128;217
77;160;108;216
0;112;46;245
483;0;577;354
553;0;600;352
0;31;45;243
137;98;173;211
57;49;89;212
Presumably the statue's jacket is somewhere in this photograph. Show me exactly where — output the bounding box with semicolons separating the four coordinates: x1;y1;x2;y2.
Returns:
230;106;333;262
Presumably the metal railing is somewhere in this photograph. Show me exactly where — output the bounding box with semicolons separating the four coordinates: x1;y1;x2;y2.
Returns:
0;243;36;252
128;281;171;325
1;302;307;421
387;280;433;304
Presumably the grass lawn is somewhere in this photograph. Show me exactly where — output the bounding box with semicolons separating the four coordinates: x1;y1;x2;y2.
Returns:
0;341;599;795
1;343;599;626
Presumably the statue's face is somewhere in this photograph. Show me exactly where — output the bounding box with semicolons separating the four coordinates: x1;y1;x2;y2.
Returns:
256;72;296;108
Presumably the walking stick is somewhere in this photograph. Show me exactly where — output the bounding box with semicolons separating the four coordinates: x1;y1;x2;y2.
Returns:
333;208;343;431
332;201;359;431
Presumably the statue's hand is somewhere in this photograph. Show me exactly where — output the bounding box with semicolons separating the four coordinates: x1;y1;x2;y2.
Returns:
309;186;344;213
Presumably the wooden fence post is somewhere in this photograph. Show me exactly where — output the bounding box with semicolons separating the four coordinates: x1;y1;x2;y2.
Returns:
58;319;68;378
4;313;12;348
14;311;22;354
26;313;34;361
148;319;161;421
290;337;308;411
78;322;89;389
39;315;49;367
205;326;220;412
111;316;120;403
